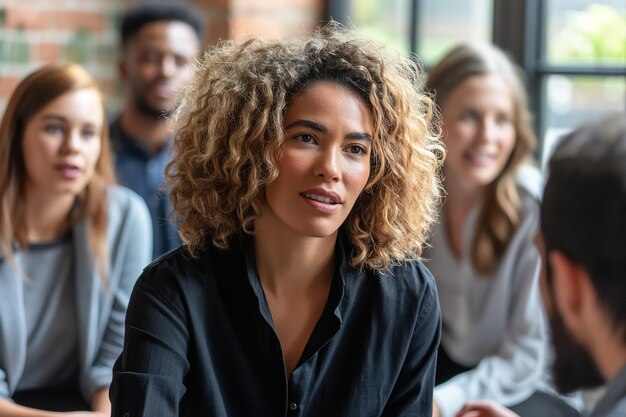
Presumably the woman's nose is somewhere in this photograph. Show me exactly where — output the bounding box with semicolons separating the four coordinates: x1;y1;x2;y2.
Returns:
314;146;341;181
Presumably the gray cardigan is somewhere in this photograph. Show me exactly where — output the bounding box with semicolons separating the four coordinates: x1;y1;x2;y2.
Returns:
0;185;152;402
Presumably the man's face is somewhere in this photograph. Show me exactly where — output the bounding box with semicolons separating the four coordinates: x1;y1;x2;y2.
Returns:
121;20;200;118
535;232;605;393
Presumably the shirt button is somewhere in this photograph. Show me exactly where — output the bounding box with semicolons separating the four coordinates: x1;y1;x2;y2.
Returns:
289;402;297;411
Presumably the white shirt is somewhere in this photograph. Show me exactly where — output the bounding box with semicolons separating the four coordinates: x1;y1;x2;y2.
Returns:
424;166;548;417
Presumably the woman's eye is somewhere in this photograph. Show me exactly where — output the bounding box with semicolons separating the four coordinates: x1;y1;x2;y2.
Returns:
175;56;189;68
142;50;162;64
496;113;511;125
460;110;478;121
346;144;368;155
82;129;97;140
294;133;316;144
44;124;64;135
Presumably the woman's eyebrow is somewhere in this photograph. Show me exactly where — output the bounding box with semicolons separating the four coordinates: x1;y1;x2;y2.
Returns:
347;132;372;140
285;119;371;140
41;114;69;123
284;119;326;132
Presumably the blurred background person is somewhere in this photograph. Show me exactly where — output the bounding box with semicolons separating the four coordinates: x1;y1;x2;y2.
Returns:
424;43;578;417
457;113;626;417
110;1;205;258
0;64;151;415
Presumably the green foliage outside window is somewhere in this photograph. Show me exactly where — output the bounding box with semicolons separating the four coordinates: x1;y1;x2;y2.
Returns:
551;4;626;64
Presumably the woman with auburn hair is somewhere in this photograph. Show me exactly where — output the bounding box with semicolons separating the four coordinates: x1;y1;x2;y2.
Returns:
0;64;152;416
425;43;579;417
111;25;443;416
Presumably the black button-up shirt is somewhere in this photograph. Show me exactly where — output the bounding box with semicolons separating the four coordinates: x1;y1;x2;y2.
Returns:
111;233;441;416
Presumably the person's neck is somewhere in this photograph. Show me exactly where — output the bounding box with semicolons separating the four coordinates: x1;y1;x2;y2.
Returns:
120;103;172;155
23;186;75;243
590;328;626;382
253;221;336;298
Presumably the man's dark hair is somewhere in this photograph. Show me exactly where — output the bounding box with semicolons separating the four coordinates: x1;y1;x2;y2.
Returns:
541;113;626;339
120;1;205;47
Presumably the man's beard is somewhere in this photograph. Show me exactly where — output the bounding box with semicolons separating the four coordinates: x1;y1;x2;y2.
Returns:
549;305;605;393
134;93;173;120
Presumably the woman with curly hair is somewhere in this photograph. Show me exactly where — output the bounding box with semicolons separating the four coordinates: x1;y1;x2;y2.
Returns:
111;25;444;416
425;44;578;417
0;64;152;415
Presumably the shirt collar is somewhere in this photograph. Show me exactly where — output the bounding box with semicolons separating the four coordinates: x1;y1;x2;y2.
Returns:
239;232;348;326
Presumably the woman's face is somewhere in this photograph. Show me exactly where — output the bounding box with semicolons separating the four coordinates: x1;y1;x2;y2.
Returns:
441;74;516;194
261;81;373;240
21;88;103;198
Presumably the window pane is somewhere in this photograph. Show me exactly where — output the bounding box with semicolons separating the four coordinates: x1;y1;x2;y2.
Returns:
416;0;492;65
541;75;626;167
348;0;411;54
547;0;626;66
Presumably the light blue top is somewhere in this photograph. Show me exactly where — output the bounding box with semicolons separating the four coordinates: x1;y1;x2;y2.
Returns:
0;185;152;402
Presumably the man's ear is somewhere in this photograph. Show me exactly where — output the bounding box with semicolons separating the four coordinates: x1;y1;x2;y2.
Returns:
534;231;554;315
118;58;127;79
549;250;590;339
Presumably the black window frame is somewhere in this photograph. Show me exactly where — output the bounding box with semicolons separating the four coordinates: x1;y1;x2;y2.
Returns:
325;0;626;161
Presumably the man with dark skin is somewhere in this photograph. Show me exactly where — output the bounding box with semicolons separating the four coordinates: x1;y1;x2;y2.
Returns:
455;114;626;417
111;2;204;258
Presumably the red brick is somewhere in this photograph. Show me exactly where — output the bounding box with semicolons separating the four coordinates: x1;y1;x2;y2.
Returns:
97;78;117;97
205;17;229;43
230;0;320;12
0;76;20;99
36;42;61;63
196;0;229;10
5;8;106;32
5;8;44;30
229;15;319;40
52;10;106;32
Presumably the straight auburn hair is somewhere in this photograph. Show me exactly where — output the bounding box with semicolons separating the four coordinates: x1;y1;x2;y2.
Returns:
0;64;115;280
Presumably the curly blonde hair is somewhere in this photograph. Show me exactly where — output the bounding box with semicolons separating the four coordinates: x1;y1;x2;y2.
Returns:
426;43;537;275
168;24;444;269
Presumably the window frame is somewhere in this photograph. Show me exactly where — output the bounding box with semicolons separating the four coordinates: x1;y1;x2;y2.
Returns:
325;0;626;161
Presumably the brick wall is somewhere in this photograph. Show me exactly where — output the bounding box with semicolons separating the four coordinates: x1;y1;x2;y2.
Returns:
0;0;323;117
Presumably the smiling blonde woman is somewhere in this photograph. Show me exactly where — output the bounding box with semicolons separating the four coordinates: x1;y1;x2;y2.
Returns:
425;43;579;417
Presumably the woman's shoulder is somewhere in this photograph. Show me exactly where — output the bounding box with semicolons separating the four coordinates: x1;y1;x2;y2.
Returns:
139;241;240;292
516;164;544;204
106;184;150;216
133;246;205;303
104;184;151;232
368;259;438;303
512;164;543;226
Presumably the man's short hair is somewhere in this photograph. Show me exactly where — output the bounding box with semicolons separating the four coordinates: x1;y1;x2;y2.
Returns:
541;113;626;337
120;1;205;47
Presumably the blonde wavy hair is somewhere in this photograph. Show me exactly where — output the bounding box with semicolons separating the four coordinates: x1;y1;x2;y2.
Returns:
168;24;444;269
0;64;115;278
426;43;537;275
